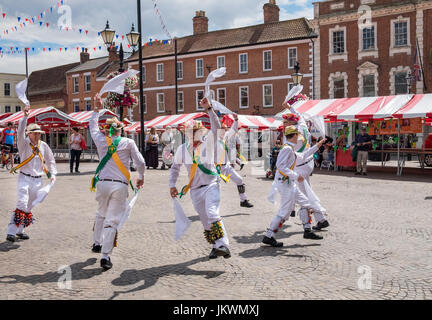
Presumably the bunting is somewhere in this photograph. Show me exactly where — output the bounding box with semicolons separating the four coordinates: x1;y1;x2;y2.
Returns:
152;0;172;40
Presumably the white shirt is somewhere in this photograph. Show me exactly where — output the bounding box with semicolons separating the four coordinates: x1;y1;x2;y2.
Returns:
275;142;318;182
169;108;221;189
90;111;145;183
17;116;57;177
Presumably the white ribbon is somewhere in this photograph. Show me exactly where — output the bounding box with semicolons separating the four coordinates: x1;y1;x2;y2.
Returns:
283;84;303;104
267;181;279;204
15;78;30;106
30;179;55;211
118;191;140;231
99;69;140;96
173;198;191;240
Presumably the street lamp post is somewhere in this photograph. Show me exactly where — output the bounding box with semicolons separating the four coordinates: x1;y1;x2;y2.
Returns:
291;61;303;86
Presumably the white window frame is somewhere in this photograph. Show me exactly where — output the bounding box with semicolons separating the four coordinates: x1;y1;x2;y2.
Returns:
142;66;146;83
85;99;92;111
196;59;204;78
15;105;21;112
239;86;249;109
263;50;272;71
73;77;79;94
177;61;183;80
390;16;411;56
358;22;378;59
4;83;11;96
287;47;297;69
328;72;348;99
156;63;164;82
217;88;226;106
217;56;225;69
357;62;379;97
328;25;348;63
85;75;91;92
263;84;273;108
196;90;205;111
157;93;165;113
239;53;248;74
389;66;411;95
5;105;11;113
73;101;80;112
177;91;184;112
142;94;147;114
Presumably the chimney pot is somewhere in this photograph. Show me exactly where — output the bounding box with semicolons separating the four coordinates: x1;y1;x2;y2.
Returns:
193;10;208;35
263;0;280;24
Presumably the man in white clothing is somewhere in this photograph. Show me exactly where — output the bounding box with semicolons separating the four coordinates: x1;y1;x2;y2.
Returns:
91;95;145;270
281;103;330;231
6;106;57;242
263;126;326;247
218;115;253;208
169;98;231;259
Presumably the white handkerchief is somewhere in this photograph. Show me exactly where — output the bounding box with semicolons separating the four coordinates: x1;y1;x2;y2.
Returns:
30;180;55;210
210;99;234;115
205;67;226;99
303;114;326;138
283;84;303;104
15;78;30;106
99;69;140;96
267;181;278;204
173;198;191;240
118;190;140;231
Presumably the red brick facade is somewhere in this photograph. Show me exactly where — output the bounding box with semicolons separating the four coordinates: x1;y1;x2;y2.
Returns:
313;0;432;99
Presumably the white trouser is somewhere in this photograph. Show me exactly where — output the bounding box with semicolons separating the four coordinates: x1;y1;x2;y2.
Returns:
295;161;326;226
93;181;128;256
7;174;43;236
221;164;247;201
190;182;229;248
266;180;318;238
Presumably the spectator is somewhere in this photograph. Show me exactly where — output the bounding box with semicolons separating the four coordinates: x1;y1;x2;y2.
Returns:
145;127;159;169
69;127;84;174
354;126;372;176
336;129;347;149
0;122;16;168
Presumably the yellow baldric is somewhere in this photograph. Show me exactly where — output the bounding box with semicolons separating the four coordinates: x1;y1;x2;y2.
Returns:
104;136;130;182
278;144;297;182
10;140;50;178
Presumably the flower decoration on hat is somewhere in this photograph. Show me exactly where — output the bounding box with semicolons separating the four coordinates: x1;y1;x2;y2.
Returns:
282;113;300;122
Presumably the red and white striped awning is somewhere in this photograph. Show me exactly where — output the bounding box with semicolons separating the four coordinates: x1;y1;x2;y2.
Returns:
0;107;77;126
0;113;12;121
146;113;210;129
276;95;413;121
222;114;271;130
124;121;151;133
69;109;123;124
393;94;432;119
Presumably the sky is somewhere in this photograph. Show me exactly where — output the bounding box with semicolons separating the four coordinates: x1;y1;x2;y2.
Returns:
0;0;314;74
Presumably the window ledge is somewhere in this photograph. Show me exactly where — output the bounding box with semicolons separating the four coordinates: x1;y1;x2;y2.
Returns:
328;53;348;63
390;45;411;56
358;49;378;59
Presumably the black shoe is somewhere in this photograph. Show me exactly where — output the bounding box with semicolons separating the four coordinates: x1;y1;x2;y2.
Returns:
16;233;29;240
312;220;330;231
240;200;254;208
290;210;296;217
100;257;112;270
303;230;323;240
355;172;361;175
211;246;231;259
363;172;367;176
91;244;102;253
75;170;80;174
240;164;245;171
6;234;16;243
262;236;283;247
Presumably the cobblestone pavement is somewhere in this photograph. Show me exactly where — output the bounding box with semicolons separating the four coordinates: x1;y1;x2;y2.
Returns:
0;162;431;300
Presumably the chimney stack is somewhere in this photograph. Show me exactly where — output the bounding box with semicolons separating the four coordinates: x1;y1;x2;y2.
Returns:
193;10;208;35
108;42;118;62
80;48;90;64
263;0;280;24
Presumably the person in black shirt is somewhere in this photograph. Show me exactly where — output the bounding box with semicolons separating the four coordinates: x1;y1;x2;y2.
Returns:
354;127;372;175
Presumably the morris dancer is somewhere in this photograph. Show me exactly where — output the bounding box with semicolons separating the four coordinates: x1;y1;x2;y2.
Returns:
263;126;326;247
219;115;253;208
281;104;330;231
169;98;231;259
91;95;145;270
6;106;56;242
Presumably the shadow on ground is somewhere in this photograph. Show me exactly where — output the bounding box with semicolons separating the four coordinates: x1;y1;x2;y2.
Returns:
109;256;224;300
0;241;20;252
158;213;250;224
0;258;102;285
238;243;321;259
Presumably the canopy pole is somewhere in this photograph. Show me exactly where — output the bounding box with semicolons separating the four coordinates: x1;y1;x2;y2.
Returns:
381;133;384;168
334;118;337;171
397;118;401;176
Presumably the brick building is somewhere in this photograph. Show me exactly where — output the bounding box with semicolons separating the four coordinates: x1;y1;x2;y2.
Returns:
65;48;120;114
127;0;317;120
312;0;432;99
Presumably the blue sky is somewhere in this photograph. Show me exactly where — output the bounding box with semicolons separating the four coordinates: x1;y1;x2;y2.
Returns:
0;0;314;74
